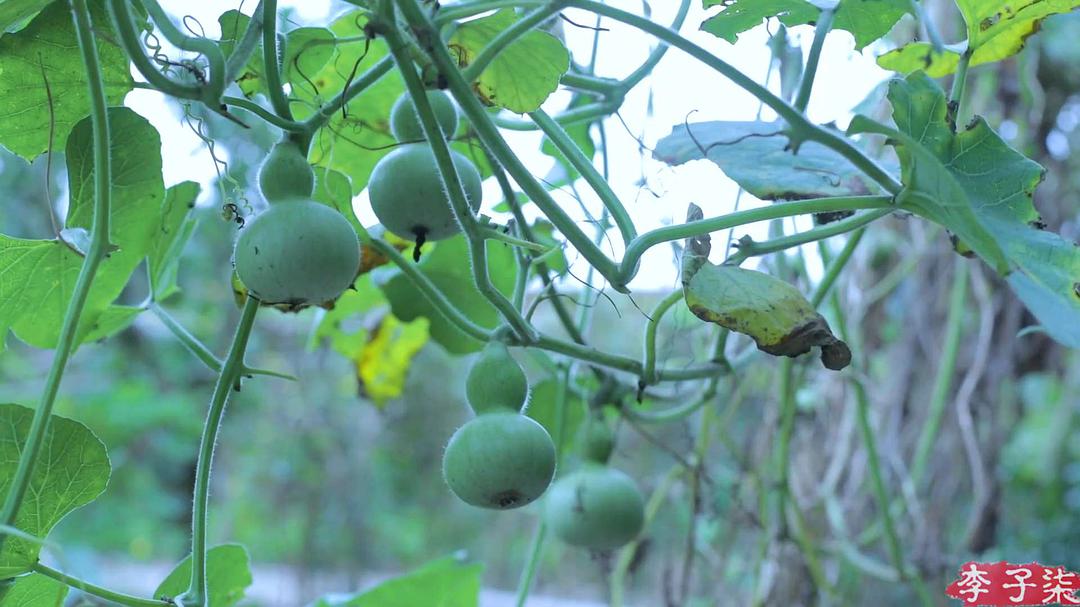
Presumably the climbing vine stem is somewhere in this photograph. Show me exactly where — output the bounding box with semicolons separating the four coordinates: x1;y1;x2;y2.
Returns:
0;0;113;554
180;297;260;606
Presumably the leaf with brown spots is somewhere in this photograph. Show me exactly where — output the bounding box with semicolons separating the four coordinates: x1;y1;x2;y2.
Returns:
878;0;1080;76
679;205;850;370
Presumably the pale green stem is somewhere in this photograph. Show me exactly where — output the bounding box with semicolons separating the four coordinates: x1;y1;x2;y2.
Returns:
223;1;264;83
910;259;968;485
396;0;624;292
223;96;307;132
181;297;260;606
727;209;892;266
107;0;202;100
140;0;226;100
792;8;834;113
261;0;292;119
530;108;637;244
619;0;690;92
32;562;169;607
620;196;893;284
641;290;685;385
150;304;294;381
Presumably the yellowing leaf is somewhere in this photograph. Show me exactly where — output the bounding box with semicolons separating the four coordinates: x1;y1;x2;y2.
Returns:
357;313;430;406
449;9;569;113
877;0;1080;75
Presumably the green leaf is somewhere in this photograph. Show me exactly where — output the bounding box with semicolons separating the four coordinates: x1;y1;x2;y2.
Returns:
0;573;68;606
877;0;1080;75
310;556;481;607
654;121;886;200
0;108;164;350
0;403;111;577
219;7;336;101
154;544;252;606
680;206;851;369
0;0;53;34
526;379;586;453
217;10;260;97
373;236;518;355
449;9;570;113
148;181;201;301
701;0;909;50
0;1;133;159
850;72;1080;348
294;11;402;195
284;27;336;89
312;275;387;358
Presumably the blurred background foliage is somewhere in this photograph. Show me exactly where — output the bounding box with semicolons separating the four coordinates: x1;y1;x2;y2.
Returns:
2;4;1080;607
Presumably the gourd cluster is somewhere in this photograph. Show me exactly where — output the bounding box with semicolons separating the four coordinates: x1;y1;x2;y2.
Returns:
234;91;647;552
446;339;647;551
233;141;360;306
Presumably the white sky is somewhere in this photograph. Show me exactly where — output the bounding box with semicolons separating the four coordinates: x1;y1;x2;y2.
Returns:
129;0;897;291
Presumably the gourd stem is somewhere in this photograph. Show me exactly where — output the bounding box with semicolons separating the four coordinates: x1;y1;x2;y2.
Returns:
181;297;260;606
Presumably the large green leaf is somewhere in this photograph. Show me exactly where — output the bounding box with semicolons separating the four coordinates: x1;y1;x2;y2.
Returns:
850;72;1080;348
154;544;252;606
654;121;885;200
310;556;481;607
373;236;518;355
0;108;164;350
0;403;111;578
0;573;67;606
148;181;201;301
877;0;1080;76
449;9;570;113
0;0;53;33
680;206;851;369
0;0;132;159
701;0;910;50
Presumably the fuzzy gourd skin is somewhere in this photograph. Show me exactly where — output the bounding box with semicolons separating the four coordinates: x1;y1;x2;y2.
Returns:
545;465;645;550
233;200;359;305
442;412;556;510
466;342;528;414
367;143;482;242
259;141;315;203
390;90;458;142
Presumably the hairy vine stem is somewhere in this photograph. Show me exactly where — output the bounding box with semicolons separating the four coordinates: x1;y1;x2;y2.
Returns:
0;0;113;555
32;562;168;607
793;8;835;113
180;297;260;606
396;0;625;291
261;0;293;120
140;0;226;101
618;195;893;284
107;0;202;100
530;108;638;245
223;1;265;83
